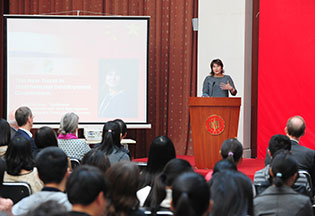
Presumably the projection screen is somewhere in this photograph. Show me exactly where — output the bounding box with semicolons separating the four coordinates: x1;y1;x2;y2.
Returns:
5;15;149;126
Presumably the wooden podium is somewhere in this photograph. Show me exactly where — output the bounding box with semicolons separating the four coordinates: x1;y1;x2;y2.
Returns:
189;97;241;169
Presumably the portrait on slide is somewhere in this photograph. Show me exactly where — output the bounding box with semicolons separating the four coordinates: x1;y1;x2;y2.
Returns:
98;59;139;118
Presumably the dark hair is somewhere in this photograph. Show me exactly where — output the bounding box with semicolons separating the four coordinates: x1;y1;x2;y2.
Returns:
97;121;121;154
140;136;176;187
210;59;224;76
144;159;193;214
0;119;11;147
270;151;298;187
35;127;58;149
209;170;253;216
212;159;237;175
268;134;291;157
0;157;6;186
114;119;127;136
35;147;68;184
81;149;111;173
26;200;67;216
172;172;210;216
15;106;32;127
105;161;140;216
66;165;108;205
286;116;305;138
220;138;243;164
5;136;34;175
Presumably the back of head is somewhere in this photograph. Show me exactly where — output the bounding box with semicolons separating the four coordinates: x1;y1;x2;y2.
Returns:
0;119;11;146
35;147;68;184
15;106;32;127
114;119;127;136
59;112;79;135
270;151;298;187
81;149;111;173
213;159;237;175
105;161;140;214
144;158;194;211
172;172;210;216
286;115;305;138
5;136;34;175
220;138;243;164
66;165;108;206
209;170;253;216
147;136;176;174
35;126;58;149
26;200;67;216
268;134;291;157
97;121;121;154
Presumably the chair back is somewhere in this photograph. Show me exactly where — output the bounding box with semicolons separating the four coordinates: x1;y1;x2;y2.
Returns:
0;182;31;204
70;158;80;170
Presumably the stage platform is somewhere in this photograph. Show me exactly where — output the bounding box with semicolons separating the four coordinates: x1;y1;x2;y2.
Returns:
133;155;265;181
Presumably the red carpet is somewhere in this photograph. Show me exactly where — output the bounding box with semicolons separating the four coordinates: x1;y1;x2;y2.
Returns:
133;155;265;181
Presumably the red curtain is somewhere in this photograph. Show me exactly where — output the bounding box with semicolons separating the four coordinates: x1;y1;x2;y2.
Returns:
257;0;315;158
5;0;198;157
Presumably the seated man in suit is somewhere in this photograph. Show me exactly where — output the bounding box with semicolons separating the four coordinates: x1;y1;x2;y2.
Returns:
14;106;37;154
12;147;71;215
255;134;311;198
66;165;109;216
265;116;315;190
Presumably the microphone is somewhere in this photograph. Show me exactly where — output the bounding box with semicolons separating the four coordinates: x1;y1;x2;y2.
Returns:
210;81;215;96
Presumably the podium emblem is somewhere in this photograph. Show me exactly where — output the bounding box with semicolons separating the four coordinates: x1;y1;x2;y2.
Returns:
206;114;225;135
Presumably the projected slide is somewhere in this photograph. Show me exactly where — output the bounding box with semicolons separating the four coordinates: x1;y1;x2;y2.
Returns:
5;16;148;124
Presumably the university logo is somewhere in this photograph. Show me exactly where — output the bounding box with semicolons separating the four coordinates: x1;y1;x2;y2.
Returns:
206;114;225;135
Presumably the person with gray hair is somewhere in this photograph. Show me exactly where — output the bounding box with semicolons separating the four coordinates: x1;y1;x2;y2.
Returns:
57;112;90;161
13;106;38;154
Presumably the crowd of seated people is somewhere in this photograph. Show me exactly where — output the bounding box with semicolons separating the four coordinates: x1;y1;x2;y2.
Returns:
1;107;315;215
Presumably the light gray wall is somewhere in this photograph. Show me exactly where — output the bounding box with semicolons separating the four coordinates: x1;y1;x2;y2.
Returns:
198;0;252;157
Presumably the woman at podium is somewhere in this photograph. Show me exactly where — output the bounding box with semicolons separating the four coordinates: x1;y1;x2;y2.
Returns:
202;59;237;97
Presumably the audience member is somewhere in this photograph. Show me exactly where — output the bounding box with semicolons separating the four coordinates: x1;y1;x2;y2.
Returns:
142;158;194;213
254;134;311;198
212;159;237;175
0;119;11;157
254;151;313;215
81;149;111;174
106;161;145;216
95;121;130;164
58;112;90;161
265;116;315;187
209;170;253;216
12;147;71;215
205;138;242;181
139;136;176;189
172;172;211;216
4;136;43;193
66;165;109;216
0;158;13;215
220;138;243;165
114;118;128;139
26;200;67;216
13;106;37;154
114;118;132;158
35;126;58;149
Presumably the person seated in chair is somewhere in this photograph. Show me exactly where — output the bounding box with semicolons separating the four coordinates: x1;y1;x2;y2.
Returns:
254;151;313;215
12;147;71;215
13;106;37;155
254;134;311;199
66;165;109;216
